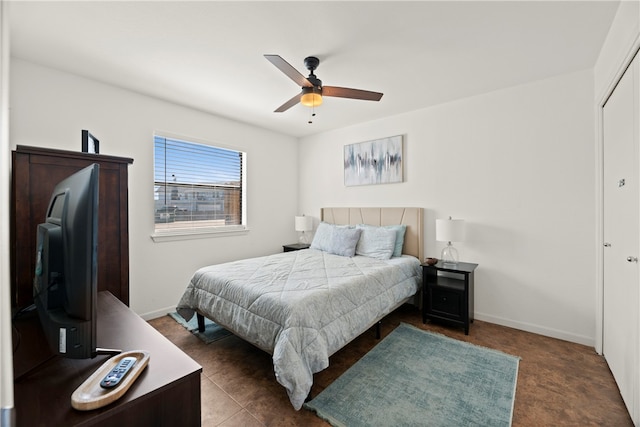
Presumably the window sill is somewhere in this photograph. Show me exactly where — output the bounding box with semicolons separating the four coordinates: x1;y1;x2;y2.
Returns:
150;226;249;243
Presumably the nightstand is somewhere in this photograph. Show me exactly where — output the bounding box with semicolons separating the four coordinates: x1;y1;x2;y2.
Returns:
422;260;478;335
283;243;311;252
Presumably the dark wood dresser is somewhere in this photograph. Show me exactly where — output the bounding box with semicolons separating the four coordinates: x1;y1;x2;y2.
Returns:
11;145;133;307
13;292;202;427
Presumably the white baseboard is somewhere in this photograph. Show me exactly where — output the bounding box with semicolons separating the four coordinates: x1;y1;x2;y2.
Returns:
139;305;176;321
474;312;595;348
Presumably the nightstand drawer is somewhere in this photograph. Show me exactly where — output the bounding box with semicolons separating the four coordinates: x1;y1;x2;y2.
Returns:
429;287;463;319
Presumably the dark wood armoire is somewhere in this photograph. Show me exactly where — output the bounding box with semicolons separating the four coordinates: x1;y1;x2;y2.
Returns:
11;145;133;307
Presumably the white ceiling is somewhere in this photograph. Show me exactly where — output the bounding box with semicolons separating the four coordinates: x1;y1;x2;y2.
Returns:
8;1;620;138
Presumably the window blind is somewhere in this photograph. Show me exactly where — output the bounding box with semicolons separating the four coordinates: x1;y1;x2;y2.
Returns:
154;135;244;232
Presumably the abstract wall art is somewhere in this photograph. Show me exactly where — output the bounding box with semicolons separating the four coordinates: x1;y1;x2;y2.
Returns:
344;135;403;186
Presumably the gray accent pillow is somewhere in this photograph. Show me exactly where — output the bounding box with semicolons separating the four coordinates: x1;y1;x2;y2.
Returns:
311;222;362;257
355;225;397;260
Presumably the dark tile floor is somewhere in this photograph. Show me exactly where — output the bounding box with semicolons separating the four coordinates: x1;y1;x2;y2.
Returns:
148;305;633;426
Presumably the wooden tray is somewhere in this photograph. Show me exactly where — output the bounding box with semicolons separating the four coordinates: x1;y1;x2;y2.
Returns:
71;350;150;411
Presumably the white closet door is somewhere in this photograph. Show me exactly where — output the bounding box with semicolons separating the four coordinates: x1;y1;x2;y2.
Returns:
603;54;639;424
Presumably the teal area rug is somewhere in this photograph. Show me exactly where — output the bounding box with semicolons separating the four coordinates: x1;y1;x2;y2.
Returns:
304;323;519;427
169;312;233;344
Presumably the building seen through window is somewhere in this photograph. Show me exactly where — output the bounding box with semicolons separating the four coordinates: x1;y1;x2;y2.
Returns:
154;135;245;232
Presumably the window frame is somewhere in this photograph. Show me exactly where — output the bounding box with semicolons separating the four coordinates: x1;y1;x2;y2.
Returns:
151;132;248;242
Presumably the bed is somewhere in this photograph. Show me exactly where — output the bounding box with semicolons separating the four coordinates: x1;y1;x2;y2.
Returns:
176;207;424;409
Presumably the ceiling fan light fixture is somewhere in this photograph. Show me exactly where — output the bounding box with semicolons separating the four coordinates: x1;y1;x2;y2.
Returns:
301;87;323;107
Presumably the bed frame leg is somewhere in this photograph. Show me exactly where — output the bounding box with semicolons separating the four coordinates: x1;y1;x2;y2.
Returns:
197;313;206;333
376;321;381;339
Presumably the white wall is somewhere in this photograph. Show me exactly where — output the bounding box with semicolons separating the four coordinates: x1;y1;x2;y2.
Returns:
8;4;634;348
9;59;299;318
594;0;640;101
299;69;596;346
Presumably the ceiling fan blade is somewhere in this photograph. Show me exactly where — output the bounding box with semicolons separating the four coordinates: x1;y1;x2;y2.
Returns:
264;54;313;88
274;93;302;113
323;86;383;101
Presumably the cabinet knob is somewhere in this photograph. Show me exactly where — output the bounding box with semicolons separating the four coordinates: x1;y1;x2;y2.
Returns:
627;256;638;263
604;242;611;247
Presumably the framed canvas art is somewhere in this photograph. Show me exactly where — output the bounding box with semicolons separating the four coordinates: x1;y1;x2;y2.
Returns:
344;135;403;186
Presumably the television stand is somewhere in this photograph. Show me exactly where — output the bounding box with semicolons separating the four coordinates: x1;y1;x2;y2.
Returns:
13;292;202;426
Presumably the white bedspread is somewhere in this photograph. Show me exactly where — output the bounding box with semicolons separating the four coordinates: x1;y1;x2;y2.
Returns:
176;248;421;409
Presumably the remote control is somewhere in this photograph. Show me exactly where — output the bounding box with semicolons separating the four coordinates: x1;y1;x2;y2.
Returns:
100;356;137;389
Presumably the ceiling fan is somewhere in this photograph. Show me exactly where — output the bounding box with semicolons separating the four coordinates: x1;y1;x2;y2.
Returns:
264;54;383;112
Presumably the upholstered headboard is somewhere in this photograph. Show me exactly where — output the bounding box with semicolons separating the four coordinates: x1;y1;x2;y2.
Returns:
320;207;424;261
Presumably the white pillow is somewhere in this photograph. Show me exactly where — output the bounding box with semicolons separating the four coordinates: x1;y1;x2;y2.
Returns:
355;225;397;260
311;222;362;257
358;224;407;257
310;222;333;251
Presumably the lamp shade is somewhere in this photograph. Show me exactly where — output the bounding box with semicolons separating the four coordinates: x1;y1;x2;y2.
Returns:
436;218;465;242
295;215;313;232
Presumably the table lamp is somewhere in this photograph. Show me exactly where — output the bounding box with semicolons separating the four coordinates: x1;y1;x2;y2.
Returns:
295;215;313;244
436;217;465;266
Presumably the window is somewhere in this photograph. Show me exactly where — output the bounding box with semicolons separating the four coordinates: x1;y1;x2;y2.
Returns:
153;135;246;237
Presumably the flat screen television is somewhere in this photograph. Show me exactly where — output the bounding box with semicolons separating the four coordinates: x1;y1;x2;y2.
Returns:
33;163;101;359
